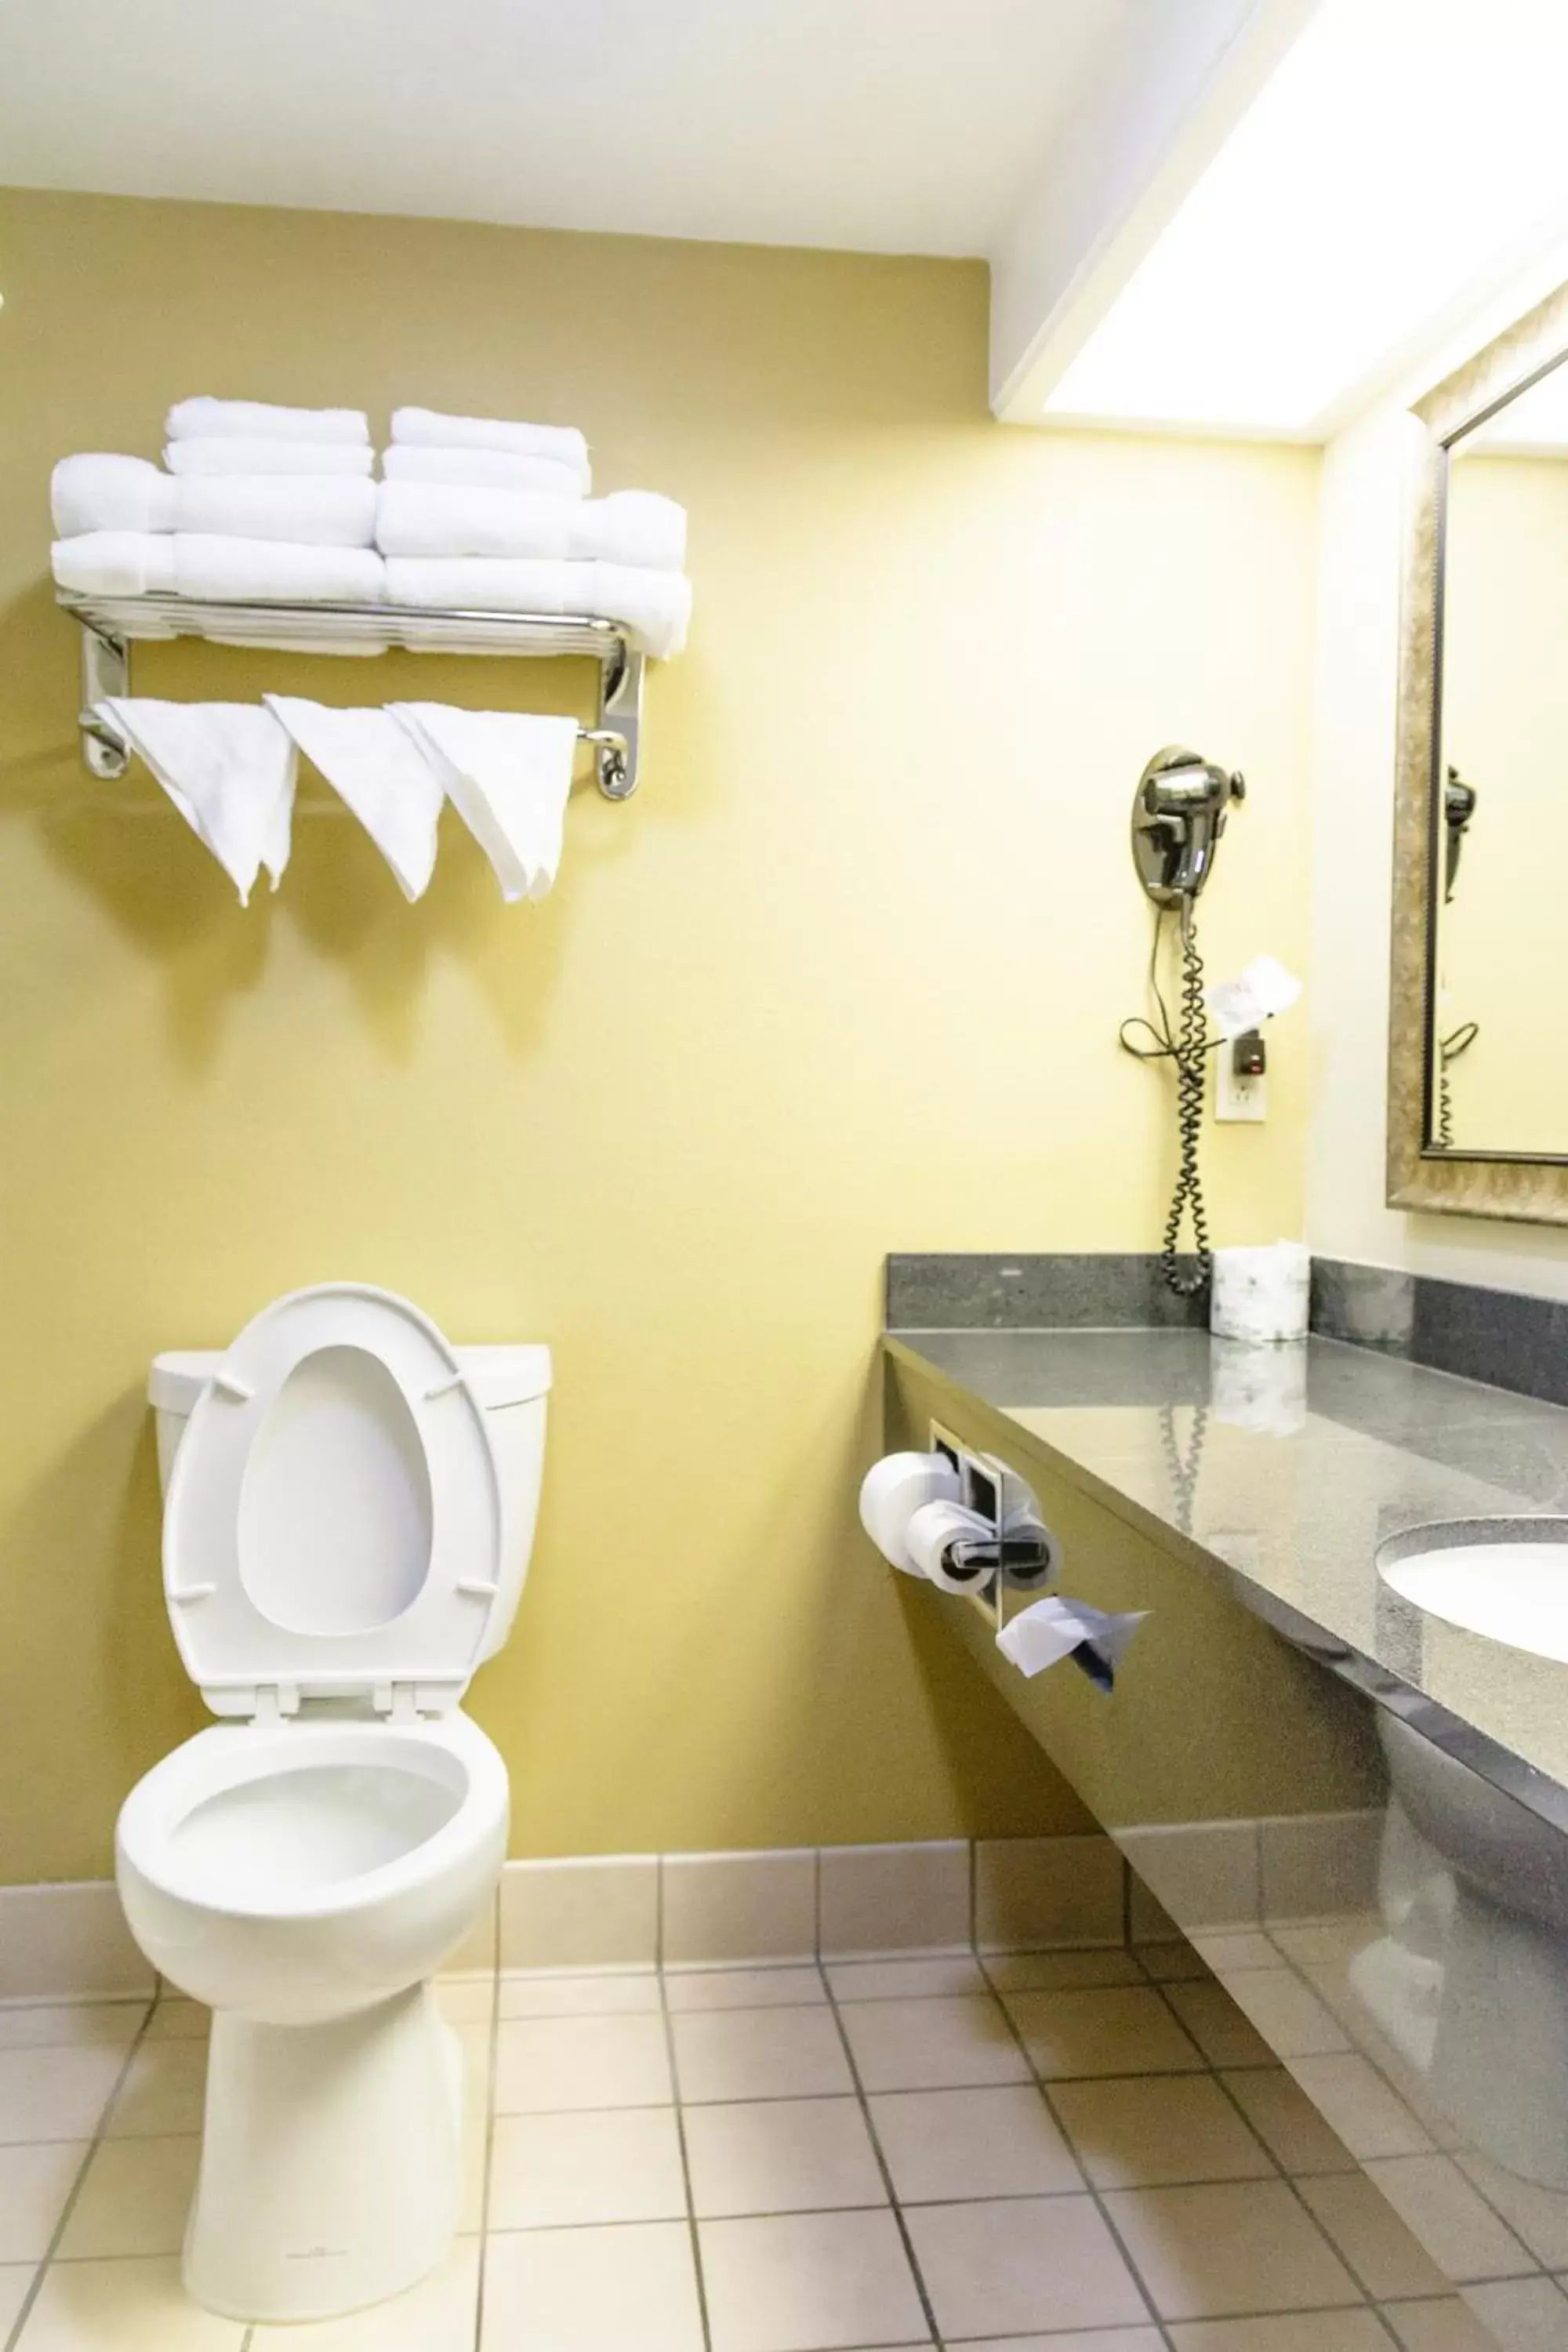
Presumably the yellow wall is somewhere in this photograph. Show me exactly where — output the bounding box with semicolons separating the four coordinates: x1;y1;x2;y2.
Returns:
0;189;1319;1882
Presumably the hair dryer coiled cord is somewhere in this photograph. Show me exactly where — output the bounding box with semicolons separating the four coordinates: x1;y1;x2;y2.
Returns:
1163;919;1212;1297
1118;906;1214;1300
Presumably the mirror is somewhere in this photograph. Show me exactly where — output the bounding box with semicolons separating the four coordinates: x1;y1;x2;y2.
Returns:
1388;281;1568;1221
1435;356;1568;1155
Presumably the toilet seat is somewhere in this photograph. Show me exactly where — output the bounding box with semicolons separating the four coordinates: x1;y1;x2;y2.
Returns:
163;1283;503;1720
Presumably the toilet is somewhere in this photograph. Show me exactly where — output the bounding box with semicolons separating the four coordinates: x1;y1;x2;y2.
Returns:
114;1282;549;2324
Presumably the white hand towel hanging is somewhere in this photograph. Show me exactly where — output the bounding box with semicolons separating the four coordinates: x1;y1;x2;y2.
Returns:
263;698;445;902
389;706;576;903
96;699;296;906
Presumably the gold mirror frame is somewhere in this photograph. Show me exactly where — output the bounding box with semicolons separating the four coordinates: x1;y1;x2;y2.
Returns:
1388;278;1568;1223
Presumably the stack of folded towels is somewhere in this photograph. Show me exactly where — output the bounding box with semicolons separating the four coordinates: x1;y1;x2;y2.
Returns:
52;398;385;609
51;397;692;658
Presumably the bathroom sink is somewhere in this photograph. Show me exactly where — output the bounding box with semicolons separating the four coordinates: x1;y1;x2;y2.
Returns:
1377;1519;1568;1663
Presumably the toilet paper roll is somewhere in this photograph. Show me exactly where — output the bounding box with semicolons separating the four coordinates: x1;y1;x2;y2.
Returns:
858;1450;962;1577
905;1499;996;1595
1210;1241;1310;1345
997;1508;1061;1592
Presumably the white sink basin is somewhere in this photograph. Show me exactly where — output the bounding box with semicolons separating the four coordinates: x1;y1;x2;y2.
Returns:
1377;1519;1568;1664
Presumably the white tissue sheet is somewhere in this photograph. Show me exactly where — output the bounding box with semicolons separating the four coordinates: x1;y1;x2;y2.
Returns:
996;1598;1148;1688
1209;955;1301;1040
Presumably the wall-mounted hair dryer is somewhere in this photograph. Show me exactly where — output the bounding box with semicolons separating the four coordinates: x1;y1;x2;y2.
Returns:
1131;747;1246;918
1120;747;1247;1300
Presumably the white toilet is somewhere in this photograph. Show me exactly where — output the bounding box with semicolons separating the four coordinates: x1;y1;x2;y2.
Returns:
114;1282;549;2324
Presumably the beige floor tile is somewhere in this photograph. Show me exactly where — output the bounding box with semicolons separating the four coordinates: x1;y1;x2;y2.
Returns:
1461;2276;1568;2352
1101;2180;1362;2321
140;2002;209;2043
670;2005;851;2104
1220;1970;1350;2060
499;1969;661;2018
13;2254;242;2349
488;2104;686;2229
662;1967;825;2012
0;2264;36;2338
0;2004;147;2053
1457;2151;1568;2270
826;1956;985;2002
838;1994;1029;2094
0;2045;128;2143
1004;1987;1203;2079
1218;2068;1359;2176
1160;1981;1276;2068
983;1949;1146;1992
493;2011;672;2113
454;2020;491;2236
1297;2171;1452;2299
1382;2295;1500;2350
1136;1943;1215;1984
1191;1933;1281;1974
0;2143;90;2263
869;2085;1080;2204
699;2208;927;2352
1367;2154;1536;2284
684;2095;884;2218
1286;2056;1434;2161
1053;2072;1274;2189
251;2238;480;2348
102;2041;207;2138
480;2220;702;2351
944;2334;1162;2352
905;2194;1148;2337
55;2135;198;2259
1166;2318;1393;2350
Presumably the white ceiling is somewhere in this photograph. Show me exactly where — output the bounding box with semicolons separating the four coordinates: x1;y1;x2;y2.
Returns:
0;0;1130;260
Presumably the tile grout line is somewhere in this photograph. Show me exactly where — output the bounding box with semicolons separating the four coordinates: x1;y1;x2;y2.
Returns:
659;1961;717;2352
470;1886;503;2352
1133;1946;1425;2321
2;1984;164;2352
818;1963;948;2350
1259;1922;1553;2277
975;1944;1181;2352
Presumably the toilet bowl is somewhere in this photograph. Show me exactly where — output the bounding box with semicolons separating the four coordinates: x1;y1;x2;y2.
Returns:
114;1283;549;2323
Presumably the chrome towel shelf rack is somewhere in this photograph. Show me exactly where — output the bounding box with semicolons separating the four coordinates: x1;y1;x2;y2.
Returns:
57;590;647;798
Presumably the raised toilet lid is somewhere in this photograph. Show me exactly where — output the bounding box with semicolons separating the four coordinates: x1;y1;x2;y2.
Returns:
163;1283;503;1719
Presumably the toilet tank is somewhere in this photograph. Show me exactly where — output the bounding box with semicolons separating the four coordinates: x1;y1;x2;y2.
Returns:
147;1344;550;1661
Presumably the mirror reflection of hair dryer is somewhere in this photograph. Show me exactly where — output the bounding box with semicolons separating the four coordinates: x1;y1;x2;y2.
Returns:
1436;764;1479;1148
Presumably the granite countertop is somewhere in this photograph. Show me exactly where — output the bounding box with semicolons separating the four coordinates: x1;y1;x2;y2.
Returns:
886;1325;1568;1813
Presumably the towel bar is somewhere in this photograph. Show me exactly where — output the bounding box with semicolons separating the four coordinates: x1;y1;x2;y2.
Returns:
59;590;646;798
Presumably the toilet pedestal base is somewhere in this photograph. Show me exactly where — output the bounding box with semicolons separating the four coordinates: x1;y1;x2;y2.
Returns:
183;1984;462;2323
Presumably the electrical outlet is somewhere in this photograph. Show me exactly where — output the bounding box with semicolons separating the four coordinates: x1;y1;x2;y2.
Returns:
1215;1046;1268;1122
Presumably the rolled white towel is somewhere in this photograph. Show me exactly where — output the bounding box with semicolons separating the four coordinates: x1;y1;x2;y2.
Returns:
53;531;176;597
390;406;588;475
166;437;374;478
384;556;691;659
380;444;589;498
376;484;685;570
53;456;377;547
166;397;369;445
173;537;386;604
52;532;385;604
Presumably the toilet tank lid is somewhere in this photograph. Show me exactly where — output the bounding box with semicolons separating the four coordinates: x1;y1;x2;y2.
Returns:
150;1341;551;1414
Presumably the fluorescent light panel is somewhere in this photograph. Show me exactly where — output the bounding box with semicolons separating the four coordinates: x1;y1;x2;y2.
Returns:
1044;0;1568;435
